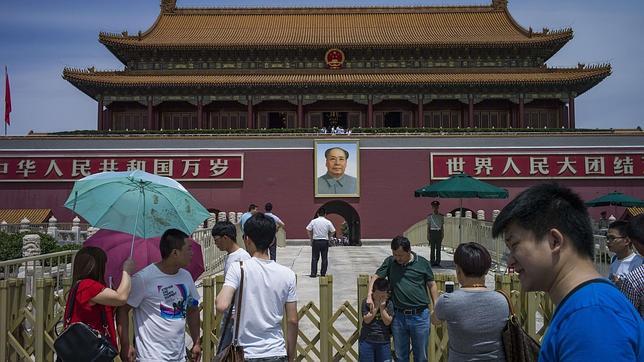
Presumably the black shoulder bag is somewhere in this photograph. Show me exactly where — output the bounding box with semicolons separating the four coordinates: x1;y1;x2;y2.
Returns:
496;289;540;362
54;281;118;362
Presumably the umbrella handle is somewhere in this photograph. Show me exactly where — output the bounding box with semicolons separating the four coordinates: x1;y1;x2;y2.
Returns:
72;191;78;217
130;185;144;258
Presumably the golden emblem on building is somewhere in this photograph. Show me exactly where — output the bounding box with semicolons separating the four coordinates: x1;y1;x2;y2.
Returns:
325;49;345;70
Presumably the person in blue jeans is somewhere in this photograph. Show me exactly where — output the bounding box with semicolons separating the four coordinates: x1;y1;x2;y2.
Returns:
369;236;438;362
359;278;393;362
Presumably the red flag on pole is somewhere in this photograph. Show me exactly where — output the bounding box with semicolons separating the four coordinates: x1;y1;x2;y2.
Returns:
4;66;11;126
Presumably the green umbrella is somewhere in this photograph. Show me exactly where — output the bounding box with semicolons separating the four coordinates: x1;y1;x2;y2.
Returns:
415;173;509;199
64;170;211;256
585;191;644;217
585;192;644;208
415;173;509;243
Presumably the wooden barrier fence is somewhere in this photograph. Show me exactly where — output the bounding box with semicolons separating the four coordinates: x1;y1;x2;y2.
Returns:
0;272;553;361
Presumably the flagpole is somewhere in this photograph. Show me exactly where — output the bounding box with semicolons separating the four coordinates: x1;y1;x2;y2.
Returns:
3;65;7;136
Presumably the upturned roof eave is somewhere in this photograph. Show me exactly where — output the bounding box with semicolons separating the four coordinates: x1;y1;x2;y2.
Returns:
98;35;572;51
62;67;611;99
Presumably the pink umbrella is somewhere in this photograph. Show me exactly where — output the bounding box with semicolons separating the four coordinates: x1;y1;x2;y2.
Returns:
84;229;205;287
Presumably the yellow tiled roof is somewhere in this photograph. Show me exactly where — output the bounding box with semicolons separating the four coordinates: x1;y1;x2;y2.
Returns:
0;209;52;224
627;207;644;217
63;67;611;88
99;5;571;49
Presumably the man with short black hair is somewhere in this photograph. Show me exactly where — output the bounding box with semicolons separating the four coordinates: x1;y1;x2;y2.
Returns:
607;220;643;282
264;202;285;261
216;213;298;361
212;221;251;353
317;147;357;195
239;203;258;234
368;236;437;362
117;229;201;362
492;183;643;360
306;207;335;277
620;214;644;317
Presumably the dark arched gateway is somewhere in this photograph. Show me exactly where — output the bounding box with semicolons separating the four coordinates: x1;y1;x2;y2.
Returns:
316;200;361;245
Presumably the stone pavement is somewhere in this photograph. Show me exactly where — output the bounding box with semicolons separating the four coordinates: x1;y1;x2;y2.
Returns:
277;245;452;309
275;245;496;308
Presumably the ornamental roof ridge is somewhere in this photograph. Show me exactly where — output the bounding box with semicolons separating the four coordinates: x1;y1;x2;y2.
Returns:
547;63;612;72
170;5;496;16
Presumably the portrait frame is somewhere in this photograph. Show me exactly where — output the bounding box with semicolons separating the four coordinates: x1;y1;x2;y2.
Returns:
314;139;360;198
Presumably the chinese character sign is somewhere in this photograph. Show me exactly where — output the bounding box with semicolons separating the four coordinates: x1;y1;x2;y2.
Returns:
0;153;244;182
431;153;643;179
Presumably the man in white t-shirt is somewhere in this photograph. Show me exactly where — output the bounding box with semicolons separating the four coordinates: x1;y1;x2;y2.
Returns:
607;220;643;282
216;213;298;362
117;229;201;362
212;220;251;353
306;207;336;278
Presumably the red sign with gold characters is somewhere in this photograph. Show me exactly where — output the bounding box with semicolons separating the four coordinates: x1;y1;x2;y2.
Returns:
431;152;643;180
325;48;345;69
0;151;244;182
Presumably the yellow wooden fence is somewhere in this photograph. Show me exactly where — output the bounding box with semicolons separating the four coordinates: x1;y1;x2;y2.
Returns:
0;272;553;361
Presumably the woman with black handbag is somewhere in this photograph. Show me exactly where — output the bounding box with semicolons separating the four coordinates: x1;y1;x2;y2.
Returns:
57;246;135;361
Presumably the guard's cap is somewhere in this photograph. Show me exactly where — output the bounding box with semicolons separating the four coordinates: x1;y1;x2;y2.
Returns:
431;200;440;206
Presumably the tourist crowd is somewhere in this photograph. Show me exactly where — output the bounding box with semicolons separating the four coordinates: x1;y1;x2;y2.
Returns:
60;183;643;362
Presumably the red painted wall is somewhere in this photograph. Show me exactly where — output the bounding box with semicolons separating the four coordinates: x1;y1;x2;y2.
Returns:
1;147;642;241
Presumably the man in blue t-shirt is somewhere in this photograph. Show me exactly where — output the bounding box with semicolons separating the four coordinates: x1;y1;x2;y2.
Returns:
492;184;643;361
239;203;258;235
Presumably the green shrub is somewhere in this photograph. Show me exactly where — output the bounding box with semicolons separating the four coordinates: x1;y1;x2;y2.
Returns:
0;232;24;262
0;232;81;262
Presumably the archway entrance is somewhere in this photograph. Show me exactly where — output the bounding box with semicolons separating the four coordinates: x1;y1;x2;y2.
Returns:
316;200;361;245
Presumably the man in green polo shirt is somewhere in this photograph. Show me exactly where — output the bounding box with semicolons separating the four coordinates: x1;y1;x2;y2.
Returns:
368;236;438;362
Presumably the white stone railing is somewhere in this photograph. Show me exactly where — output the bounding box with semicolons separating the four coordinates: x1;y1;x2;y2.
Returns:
0;216;90;243
404;211;610;274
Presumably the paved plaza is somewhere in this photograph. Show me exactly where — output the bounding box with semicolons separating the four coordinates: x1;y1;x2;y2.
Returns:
274;244;497;308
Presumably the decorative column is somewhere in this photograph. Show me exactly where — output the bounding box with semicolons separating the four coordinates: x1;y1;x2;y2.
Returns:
568;95;576;129
417;95;424;128
367;95;373;128
147;97;154;130
560;104;566;128
104;108;111;130
197;97;203;129
468;95;474;128
97;97;104;130
246;96;253;129
297;96;304;128
518;95;525;128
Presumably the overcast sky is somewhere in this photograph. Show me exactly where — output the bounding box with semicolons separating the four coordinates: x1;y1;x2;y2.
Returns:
1;0;643;135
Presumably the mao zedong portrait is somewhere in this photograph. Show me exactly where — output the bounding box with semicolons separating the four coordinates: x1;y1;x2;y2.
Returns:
317;147;357;195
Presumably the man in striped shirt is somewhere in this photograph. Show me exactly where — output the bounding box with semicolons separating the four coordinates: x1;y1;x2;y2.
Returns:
619;214;644;318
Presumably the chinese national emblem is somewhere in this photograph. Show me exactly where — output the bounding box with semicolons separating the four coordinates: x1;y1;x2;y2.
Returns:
325;49;345;69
